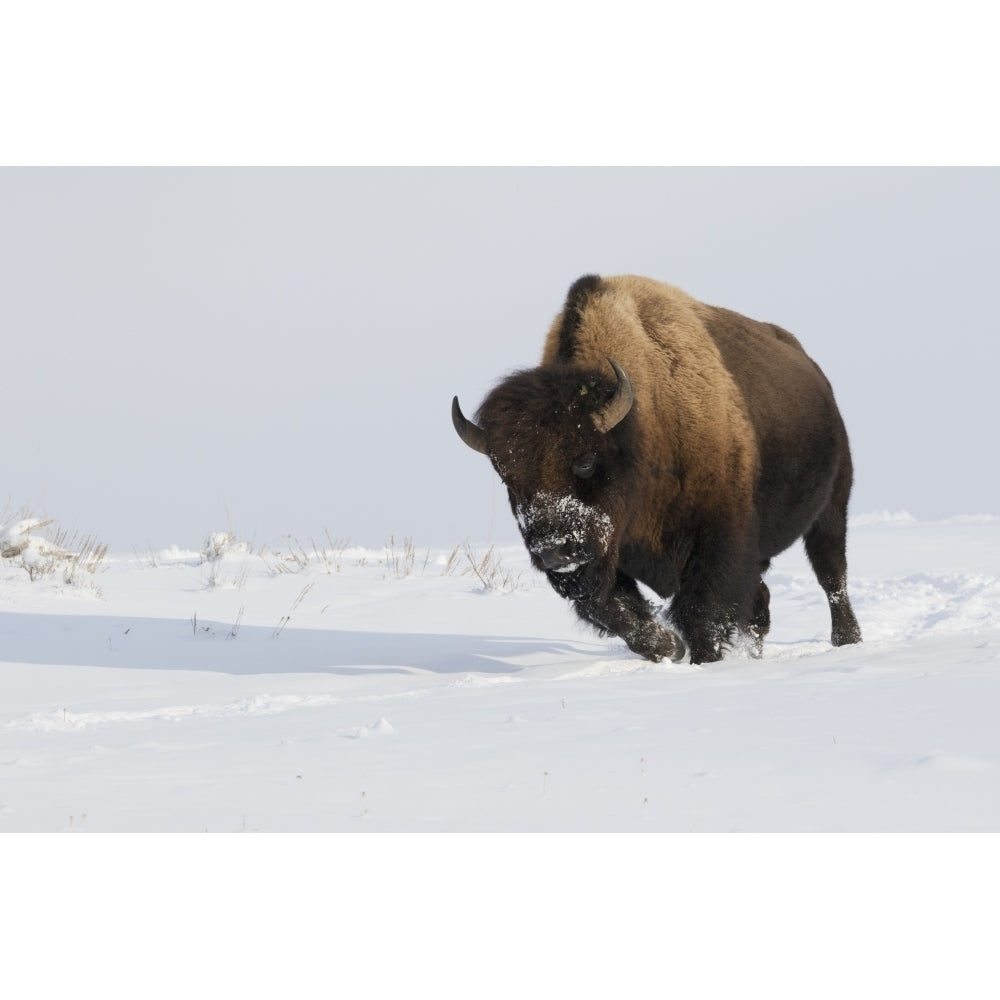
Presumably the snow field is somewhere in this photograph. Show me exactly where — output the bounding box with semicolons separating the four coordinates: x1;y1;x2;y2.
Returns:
2;514;999;833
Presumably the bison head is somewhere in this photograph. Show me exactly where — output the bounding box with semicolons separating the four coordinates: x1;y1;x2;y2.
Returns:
452;360;634;599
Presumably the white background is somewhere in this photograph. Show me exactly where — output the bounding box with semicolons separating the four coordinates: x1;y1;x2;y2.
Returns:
3;2;998;997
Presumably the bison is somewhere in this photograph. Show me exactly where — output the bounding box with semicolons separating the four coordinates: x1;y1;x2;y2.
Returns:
451;274;862;665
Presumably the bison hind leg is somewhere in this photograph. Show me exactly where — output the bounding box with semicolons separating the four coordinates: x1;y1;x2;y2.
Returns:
803;494;862;647
745;577;771;658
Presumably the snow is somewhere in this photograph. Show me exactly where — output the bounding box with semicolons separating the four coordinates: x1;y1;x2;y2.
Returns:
4;511;1000;996
3;513;999;834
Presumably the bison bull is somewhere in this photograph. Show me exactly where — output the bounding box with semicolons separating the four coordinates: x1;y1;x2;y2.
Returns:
452;274;862;665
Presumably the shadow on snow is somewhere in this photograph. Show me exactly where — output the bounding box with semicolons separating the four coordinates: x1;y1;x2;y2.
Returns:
0;611;601;676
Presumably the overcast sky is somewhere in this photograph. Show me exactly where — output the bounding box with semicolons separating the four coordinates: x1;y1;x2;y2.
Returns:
2;167;997;551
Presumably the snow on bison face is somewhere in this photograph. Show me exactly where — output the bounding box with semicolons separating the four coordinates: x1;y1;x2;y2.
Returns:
513;489;612;571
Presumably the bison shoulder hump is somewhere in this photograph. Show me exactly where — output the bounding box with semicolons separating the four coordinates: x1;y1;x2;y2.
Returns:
551;274;604;362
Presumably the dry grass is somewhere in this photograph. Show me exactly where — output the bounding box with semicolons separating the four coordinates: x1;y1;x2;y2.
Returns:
273;582;314;637
2;504;528;602
384;535;417;578
453;542;524;593
1;506;108;588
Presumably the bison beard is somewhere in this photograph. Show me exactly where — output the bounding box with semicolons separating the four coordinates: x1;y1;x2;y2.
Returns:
451;274;862;665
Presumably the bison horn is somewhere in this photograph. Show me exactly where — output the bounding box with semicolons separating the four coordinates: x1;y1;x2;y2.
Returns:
592;360;634;433
452;396;489;455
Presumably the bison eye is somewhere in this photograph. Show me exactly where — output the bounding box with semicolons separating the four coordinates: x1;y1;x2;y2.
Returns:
572;453;597;478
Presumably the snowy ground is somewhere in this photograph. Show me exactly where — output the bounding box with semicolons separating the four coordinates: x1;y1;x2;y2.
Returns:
2;513;1000;833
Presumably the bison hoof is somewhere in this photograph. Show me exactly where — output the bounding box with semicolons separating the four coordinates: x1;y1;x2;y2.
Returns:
637;628;686;664
832;628;862;646
667;633;687;663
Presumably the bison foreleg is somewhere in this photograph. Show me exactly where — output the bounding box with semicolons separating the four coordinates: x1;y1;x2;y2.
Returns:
574;572;686;663
668;574;745;665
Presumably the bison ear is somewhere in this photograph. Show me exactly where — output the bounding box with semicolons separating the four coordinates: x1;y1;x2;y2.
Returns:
452;396;489;455
592;360;634;433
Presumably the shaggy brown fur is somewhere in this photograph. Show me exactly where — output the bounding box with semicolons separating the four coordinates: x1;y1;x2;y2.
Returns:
453;274;862;664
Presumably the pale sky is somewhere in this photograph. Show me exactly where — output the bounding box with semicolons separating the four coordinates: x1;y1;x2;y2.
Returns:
2;168;997;550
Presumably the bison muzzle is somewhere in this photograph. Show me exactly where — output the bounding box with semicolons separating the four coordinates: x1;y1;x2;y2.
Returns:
452;274;862;665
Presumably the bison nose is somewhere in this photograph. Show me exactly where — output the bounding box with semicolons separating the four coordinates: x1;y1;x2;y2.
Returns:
536;541;587;572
